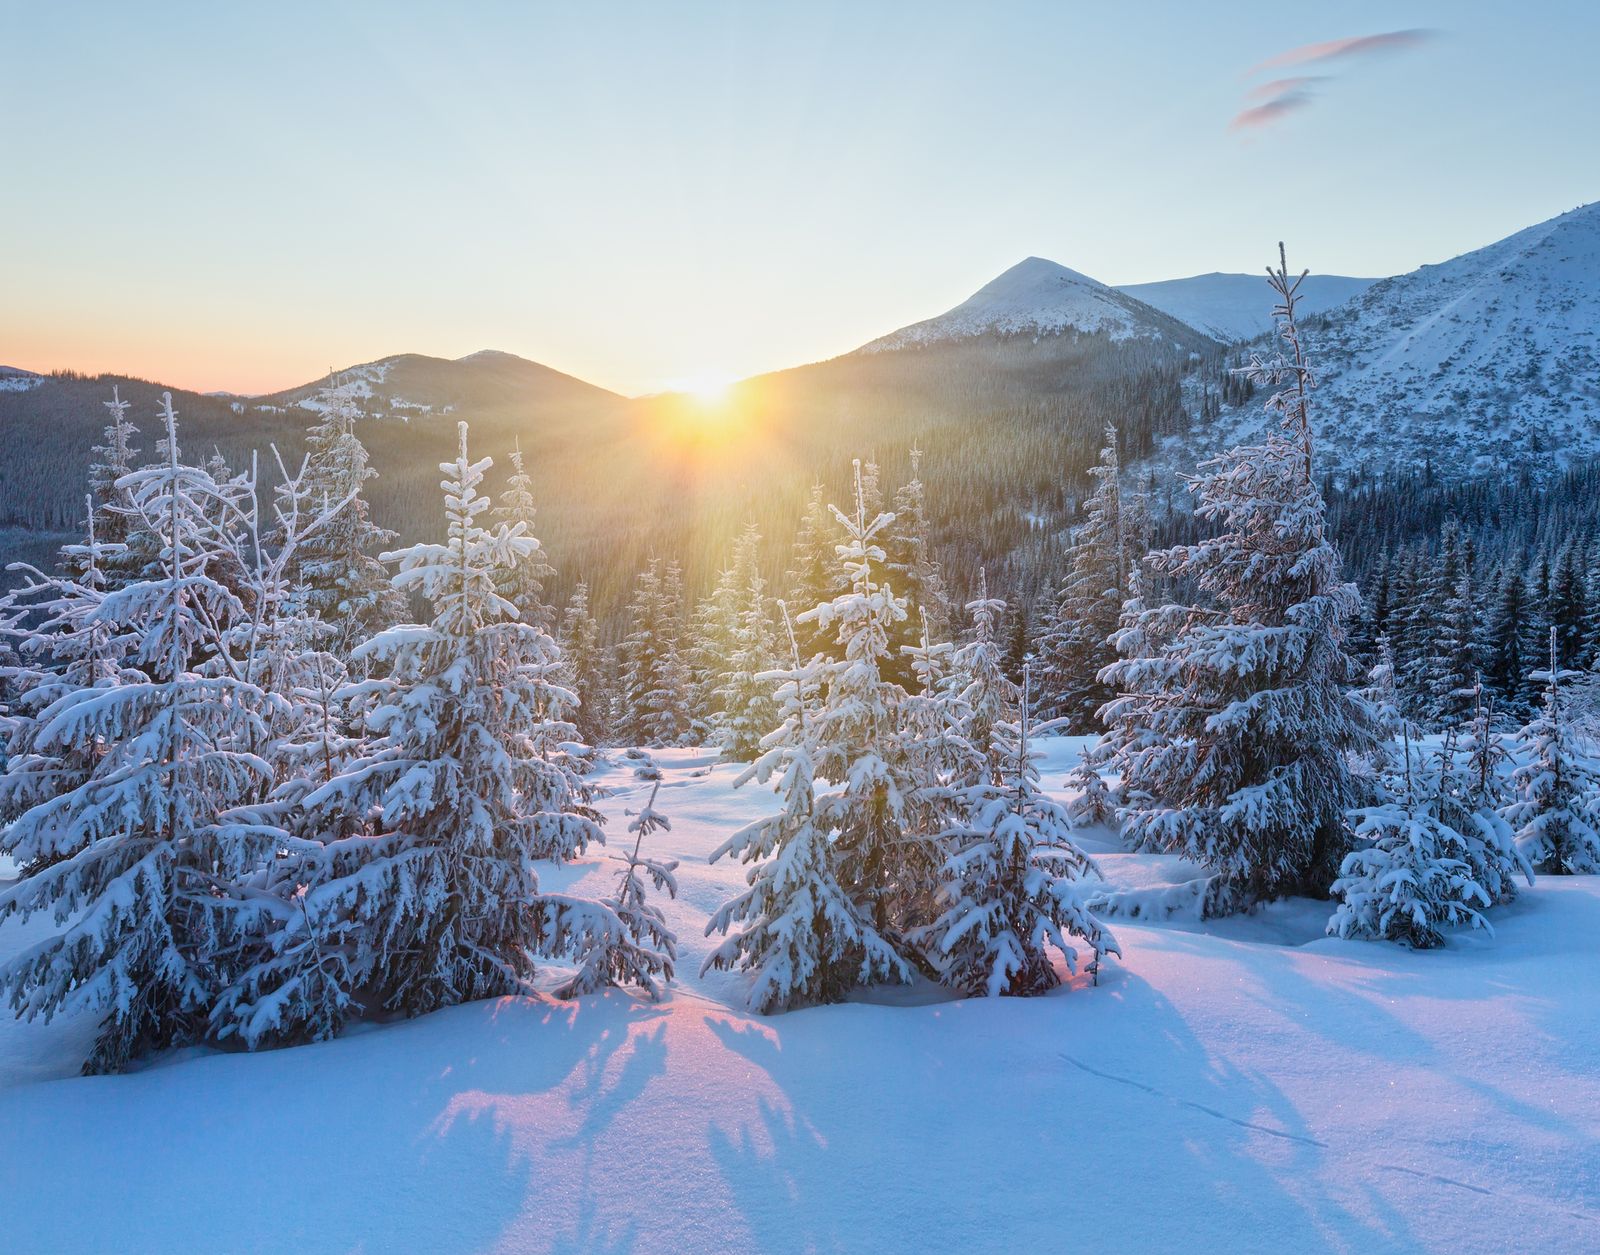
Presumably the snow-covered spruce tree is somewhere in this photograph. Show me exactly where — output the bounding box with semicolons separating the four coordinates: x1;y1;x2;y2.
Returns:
84;386;142;586
1035;425;1145;731
0;395;274;1072
716;525;778;762
1503;631;1600;875
617;558;692;746
1422;549;1483;727
881;446;951;684
1329;727;1494;949
291;385;403;650
1103;248;1377;914
926;663;1116;995
284;421;605;1022
1428;684;1532;907
556;580;611;749
554;777;678;1000
784;482;843;663
705;601;913;1011
803;461;942;944
0;499;141;872
493;441;557;632
899;606;967;790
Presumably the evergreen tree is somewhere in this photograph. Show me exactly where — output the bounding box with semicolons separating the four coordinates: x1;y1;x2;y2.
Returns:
557;581;611;748
705;602;912;1011
1502;630;1600;875
617;558;692;746
291;386;402;649
288;422;605;1021
493;441;557;632
554;776;678;1000
784;482;842;662
881;446;951;683
802;461;937;946
1102;248;1376;914
1329;728;1495;949
0;395;273;1072
926;663;1116;995
1035;425;1144;731
716;525;778;763
84;386;142;586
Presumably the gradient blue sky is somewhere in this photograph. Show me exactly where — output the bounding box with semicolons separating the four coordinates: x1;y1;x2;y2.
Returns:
3;1;1595;395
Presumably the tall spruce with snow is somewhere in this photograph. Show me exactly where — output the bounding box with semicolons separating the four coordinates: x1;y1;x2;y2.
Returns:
0;395;274;1072
1103;248;1376;914
927;662;1116;995
492;442;557;632
881;446;951;683
1503;631;1600;874
292;387;402;649
288;422;605;1021
716;525;779;762
1329;728;1495;949
1036;425;1144;730
802;462;938;945
617;558;692;746
554;776;678;1000
84;386;142;585
784;483;843;663
556;581;611;748
705;602;913;1011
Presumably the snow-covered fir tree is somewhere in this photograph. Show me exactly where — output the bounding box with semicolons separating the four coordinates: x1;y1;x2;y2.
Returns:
714;525;778;762
554;775;678;1000
84;386;142;586
1329;727;1495;949
281;422;606;1022
926;662;1116;995
802;461;938;946
492;441;557;632
617;558;692;746
0;394;274;1072
290;386;402;650
1502;631;1600;875
1102;248;1377;914
556;580;611;748
705;601;913;1011
1035;425;1144;731
784;482;842;663
881;446;951;683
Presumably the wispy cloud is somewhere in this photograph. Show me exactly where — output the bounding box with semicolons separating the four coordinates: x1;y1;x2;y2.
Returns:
1247;29;1435;77
1229;29;1437;133
1230;90;1315;131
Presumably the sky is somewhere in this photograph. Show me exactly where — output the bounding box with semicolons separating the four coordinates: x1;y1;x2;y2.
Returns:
3;1;1596;397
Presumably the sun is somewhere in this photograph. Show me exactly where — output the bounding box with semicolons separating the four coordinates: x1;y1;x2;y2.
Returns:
673;371;738;407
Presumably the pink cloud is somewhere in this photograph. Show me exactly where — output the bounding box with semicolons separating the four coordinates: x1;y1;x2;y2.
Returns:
1245;75;1325;103
1230;90;1315;131
1246;29;1435;77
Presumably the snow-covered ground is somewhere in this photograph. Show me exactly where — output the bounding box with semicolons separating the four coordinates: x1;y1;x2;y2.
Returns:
2;737;1597;1253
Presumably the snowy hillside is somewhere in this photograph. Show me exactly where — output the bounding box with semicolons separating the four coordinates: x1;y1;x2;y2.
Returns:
1117;272;1377;342
2;740;1596;1253
1202;202;1600;476
862;257;1214;352
257;349;623;419
0;365;43;393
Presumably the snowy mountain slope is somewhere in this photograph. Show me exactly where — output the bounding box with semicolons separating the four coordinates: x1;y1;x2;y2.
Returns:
3;738;1597;1253
1116;272;1378;343
1197;202;1600;476
257;349;623;419
0;365;43;393
861;257;1217;352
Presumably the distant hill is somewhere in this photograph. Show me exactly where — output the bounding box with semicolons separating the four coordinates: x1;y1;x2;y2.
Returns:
1115;272;1378;343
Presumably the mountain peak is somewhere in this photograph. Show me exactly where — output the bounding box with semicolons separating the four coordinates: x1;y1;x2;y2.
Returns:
860;255;1181;352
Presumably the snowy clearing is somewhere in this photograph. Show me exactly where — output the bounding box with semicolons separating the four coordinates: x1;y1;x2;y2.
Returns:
1;736;1597;1254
